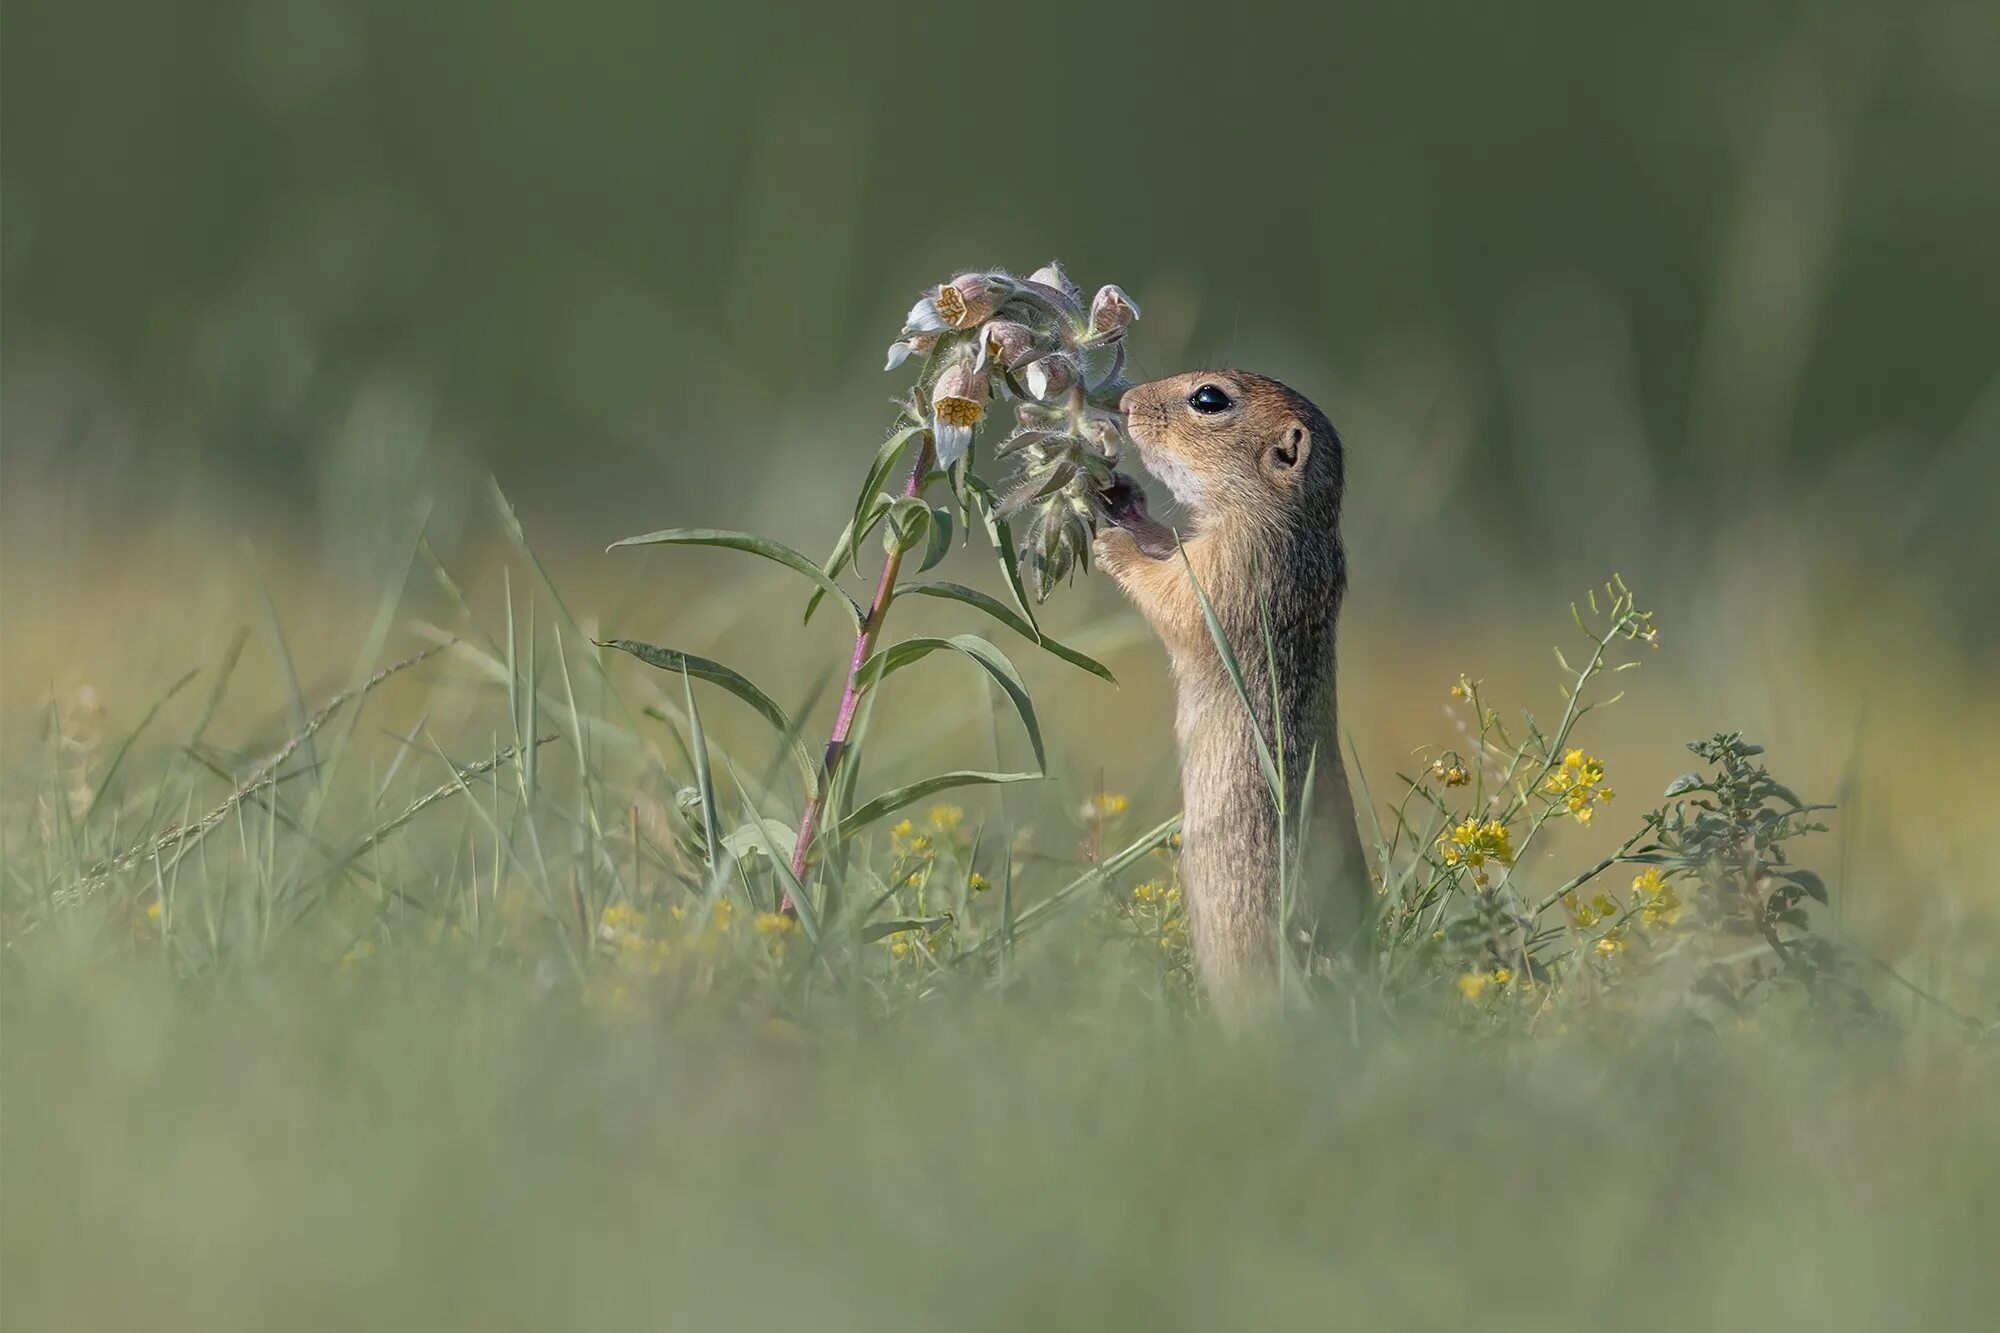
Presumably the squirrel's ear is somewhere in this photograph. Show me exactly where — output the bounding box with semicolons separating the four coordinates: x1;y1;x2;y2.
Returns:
1265;422;1310;478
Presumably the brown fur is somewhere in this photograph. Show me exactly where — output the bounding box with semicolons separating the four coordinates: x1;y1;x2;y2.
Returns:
1096;371;1369;1006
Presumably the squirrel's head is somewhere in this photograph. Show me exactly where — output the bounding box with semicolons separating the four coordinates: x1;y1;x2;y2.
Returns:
1117;371;1344;541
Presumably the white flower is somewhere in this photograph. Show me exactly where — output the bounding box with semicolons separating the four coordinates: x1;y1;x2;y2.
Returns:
930;360;989;466
902;295;950;335
884;331;938;372
974;319;1037;372
934;273;1004;330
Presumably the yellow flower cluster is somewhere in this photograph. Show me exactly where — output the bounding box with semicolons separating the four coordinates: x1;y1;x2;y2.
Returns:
1456;966;1513;1002
1082;791;1130;821
600;902;675;972
1545;750;1614;824
753;910;799;959
1440;817;1514;886
1128;878;1189;961
1632;866;1683;927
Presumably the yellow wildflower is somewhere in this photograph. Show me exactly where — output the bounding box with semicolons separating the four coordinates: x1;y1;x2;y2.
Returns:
1133;881;1157;902
1083;792;1130;820
1594;928;1628;957
1441;817;1514;870
754;911;797;937
145;900;163;923
1491;967;1513;985
1548;750;1611;823
1457;971;1491;1002
890;939;911;959
1449;679;1471;701
1634;867;1684;927
1444;766;1469;788
968;872;990;893
710;899;735;933
928;804;964;832
907;834;932;854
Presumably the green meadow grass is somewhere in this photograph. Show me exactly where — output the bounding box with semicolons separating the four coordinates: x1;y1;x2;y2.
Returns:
4;495;1997;1333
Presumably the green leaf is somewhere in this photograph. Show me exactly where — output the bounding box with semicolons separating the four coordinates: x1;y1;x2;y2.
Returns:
838;770;1040;837
608;528;862;629
861;634;1047;772
1781;867;1829;904
803;425;926;627
863;916;952;943
681;668;725;885
917;505;954;573
722;816;799;861
805;493;894;627
1664;773;1706;797
902;582;1116;685
602;640;820;798
883;496;932;557
967;479;1040;636
852;428;923;569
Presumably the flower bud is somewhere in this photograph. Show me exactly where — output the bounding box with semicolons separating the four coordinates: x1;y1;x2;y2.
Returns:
929;359;989;466
934;273;1000;330
1028;261;1083;306
976;319;1037;372
1024;354;1077;402
1088;285;1141;340
1080;412;1123;456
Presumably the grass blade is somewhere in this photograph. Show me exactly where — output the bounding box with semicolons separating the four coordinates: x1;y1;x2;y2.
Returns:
598;639;819;799
83;668;199;824
1178;547;1279;794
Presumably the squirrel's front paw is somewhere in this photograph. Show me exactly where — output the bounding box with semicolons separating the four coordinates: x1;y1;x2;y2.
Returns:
1094;526;1141;579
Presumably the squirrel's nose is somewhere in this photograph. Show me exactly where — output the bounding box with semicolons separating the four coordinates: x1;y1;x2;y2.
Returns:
1117;387;1142;416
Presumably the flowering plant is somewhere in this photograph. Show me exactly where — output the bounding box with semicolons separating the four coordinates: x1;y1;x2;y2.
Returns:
886;262;1141;598
603;263;1142;925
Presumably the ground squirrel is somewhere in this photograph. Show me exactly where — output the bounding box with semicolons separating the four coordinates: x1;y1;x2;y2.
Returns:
1094;371;1369;1005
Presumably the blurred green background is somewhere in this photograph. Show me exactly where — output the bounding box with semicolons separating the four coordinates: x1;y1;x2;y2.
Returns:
4;0;1998;930
7;0;1996;529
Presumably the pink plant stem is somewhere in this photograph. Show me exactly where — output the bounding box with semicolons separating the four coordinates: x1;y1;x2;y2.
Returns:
782;437;935;910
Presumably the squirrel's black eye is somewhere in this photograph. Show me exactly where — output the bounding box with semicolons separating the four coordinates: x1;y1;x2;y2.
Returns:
1188;384;1233;414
